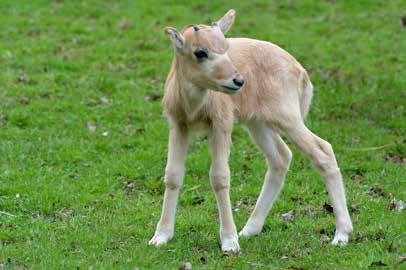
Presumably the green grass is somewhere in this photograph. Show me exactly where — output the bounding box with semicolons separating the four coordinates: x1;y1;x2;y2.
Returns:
1;0;405;269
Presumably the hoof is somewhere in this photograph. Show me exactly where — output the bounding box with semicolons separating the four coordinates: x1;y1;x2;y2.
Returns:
331;231;349;245
239;220;262;237
221;234;240;253
148;230;173;247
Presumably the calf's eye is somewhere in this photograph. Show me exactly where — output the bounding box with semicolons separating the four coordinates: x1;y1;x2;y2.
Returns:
194;50;208;60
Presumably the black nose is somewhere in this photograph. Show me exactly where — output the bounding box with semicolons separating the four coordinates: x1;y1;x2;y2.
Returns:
233;78;244;87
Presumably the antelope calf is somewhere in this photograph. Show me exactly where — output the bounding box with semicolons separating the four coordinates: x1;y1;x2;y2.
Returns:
149;10;353;253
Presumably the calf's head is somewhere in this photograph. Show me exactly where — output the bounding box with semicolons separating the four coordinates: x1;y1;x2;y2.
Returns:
164;9;244;94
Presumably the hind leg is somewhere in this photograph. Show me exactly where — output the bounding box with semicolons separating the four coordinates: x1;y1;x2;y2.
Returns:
240;120;292;237
273;119;353;244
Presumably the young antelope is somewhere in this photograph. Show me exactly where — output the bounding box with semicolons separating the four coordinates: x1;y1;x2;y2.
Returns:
148;9;353;253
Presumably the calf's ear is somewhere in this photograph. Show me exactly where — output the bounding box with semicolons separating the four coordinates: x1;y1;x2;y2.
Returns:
164;27;186;51
216;9;236;34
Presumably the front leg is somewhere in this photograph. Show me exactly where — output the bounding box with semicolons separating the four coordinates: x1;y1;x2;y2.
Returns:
149;124;188;247
210;128;239;253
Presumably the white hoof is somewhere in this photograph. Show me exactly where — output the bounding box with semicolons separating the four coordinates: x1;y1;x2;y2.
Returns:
148;230;173;247
331;231;349;245
239;220;262;237
221;234;240;253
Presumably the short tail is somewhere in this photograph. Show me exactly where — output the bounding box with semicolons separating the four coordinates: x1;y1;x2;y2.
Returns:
299;70;313;120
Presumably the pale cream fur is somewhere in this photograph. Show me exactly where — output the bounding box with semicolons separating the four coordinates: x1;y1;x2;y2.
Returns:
149;9;353;253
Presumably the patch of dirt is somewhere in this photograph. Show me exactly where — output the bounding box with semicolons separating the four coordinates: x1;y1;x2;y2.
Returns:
145;92;163;102
287;266;305;270
55;208;73;219
383;154;406;164
322;203;334;213
99;96;109;105
123;180;137;194
369;261;387;267
17;74;30;84
387;200;404;212
118;19;133;31
351;173;364;183
0;114;5;127
349;203;360;214
398;253;406;265
191;196;205;205
234;198;254;212
87;122;96;132
20;97;30;105
199;256;206;264
179;262;192;270
281;210;296;221
346;167;366;184
368;186;388;198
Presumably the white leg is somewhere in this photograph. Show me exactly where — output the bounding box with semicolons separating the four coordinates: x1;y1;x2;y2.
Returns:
149;124;188;247
210;128;239;253
276;120;353;245
240;120;292;237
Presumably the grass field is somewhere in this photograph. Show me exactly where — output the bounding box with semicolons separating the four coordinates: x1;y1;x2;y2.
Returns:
1;0;405;269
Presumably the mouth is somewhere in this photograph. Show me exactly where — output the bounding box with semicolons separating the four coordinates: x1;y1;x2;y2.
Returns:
220;85;241;92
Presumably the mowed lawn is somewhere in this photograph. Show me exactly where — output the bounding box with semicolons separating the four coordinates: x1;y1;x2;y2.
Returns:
0;0;405;269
